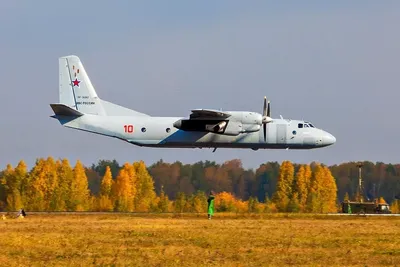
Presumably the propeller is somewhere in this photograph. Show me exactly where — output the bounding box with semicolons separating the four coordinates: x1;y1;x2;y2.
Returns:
262;96;272;141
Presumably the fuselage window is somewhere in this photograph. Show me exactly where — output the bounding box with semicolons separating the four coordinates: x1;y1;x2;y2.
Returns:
298;123;303;128
292;130;297;135
166;127;171;133
141;127;146;133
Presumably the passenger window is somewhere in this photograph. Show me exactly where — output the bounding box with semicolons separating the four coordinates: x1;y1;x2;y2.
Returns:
298;123;303;128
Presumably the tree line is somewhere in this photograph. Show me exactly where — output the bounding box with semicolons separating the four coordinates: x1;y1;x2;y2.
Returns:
0;158;399;213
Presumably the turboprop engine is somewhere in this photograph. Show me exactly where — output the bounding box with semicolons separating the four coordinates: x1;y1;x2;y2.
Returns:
173;96;273;136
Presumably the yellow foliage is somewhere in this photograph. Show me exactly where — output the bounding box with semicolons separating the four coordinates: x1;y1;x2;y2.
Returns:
391;200;400;214
295;165;308;212
307;164;337;213
69;160;90;211
273;161;295;212
215;192;236;212
133;161;156;212
235;200;248;213
100;166;113;197
97;195;114;211
378;197;387;204
264;201;277;213
112;168;134;212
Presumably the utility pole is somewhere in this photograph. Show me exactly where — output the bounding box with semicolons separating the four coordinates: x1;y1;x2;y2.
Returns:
356;162;364;202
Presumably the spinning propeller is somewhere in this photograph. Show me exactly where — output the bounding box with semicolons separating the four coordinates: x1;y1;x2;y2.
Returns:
262;96;272;141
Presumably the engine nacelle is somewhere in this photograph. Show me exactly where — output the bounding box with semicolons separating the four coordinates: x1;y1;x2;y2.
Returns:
242;123;261;133
222;121;242;136
205;121;227;133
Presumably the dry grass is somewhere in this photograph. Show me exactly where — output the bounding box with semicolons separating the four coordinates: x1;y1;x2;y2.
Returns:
1;213;400;266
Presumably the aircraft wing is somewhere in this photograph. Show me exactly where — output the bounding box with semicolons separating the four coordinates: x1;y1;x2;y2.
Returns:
190;109;231;119
174;109;233;135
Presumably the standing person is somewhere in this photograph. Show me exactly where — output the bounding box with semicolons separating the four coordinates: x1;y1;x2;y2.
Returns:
16;208;25;218
207;191;215;220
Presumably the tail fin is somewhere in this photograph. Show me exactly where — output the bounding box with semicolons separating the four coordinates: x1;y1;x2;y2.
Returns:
57;55;149;117
59;55;106;115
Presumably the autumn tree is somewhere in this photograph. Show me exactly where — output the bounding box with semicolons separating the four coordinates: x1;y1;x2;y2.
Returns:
0;170;5;211
307;164;338;213
112;166;134;212
69;160;90;211
273;161;295;212
174;192;186;213
248;196;263;213
25;159;48;211
287;192;300;212
215;192;236;212
55;159;74;211
133;161;156;212
157;186;170;212
1;163;24;211
295;165;312;212
44;157;62;211
192;190;207;213
98;166;114;211
320;166;338;212
91;159;120;178
306;164;324;212
391;200;400;214
254;162;280;202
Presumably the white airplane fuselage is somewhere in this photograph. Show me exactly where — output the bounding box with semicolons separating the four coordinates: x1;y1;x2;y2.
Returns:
51;55;336;151
59;114;336;150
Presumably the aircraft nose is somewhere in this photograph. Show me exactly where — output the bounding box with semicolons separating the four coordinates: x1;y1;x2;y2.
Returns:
322;132;336;146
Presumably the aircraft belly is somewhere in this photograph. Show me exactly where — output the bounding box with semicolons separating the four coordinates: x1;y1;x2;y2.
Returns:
159;130;259;147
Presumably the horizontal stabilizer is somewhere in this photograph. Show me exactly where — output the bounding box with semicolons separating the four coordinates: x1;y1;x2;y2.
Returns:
50;104;83;117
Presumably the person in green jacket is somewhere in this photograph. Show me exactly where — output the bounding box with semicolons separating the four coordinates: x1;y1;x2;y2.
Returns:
207;191;215;219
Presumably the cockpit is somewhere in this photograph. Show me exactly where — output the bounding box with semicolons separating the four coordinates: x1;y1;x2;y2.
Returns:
298;121;315;128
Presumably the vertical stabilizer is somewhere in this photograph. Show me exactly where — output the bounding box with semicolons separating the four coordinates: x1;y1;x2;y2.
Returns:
59;55;106;115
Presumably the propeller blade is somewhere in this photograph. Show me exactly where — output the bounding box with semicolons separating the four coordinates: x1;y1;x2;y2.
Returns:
267;101;271;117
263;123;266;142
263;96;267;117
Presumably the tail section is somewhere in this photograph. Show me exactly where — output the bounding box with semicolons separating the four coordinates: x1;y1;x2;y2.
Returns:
57;55;149;117
59;55;106;115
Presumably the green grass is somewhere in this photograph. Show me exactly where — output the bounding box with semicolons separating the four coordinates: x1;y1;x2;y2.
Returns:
1;213;399;266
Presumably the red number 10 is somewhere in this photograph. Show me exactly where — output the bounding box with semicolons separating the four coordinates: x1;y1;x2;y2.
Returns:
124;125;134;133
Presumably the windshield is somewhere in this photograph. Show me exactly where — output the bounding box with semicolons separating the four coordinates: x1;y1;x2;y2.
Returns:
304;121;315;128
298;122;316;128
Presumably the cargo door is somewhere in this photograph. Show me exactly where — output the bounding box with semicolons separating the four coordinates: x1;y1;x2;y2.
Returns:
276;124;287;144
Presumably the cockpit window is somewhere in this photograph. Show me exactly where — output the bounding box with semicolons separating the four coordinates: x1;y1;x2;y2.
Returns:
298;123;303;128
304;124;309;128
305;122;315;128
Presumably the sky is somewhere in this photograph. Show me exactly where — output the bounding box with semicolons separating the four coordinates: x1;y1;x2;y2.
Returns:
0;1;399;169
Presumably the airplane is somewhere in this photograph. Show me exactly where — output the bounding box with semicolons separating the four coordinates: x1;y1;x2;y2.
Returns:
50;55;336;151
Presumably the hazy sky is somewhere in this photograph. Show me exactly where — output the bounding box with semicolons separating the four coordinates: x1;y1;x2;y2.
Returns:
1;1;399;169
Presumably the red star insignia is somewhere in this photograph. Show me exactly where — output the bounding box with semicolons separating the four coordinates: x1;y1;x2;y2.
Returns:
72;78;81;87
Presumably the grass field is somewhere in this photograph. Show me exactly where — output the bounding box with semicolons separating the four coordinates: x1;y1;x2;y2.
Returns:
1;213;400;266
